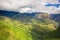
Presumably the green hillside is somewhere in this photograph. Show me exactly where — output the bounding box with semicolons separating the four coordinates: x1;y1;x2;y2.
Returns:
0;16;58;40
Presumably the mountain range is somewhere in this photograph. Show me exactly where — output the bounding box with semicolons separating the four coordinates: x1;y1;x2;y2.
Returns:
0;10;60;22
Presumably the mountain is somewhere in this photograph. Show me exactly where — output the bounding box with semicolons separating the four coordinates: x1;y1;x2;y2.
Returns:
0;10;50;19
0;10;59;40
50;14;60;22
0;10;60;24
0;10;60;21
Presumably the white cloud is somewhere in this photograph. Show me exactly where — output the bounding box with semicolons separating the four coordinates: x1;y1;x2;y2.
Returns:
0;0;60;14
19;7;36;13
54;8;60;14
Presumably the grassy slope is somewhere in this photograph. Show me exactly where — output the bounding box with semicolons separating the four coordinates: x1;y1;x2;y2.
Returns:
0;16;59;40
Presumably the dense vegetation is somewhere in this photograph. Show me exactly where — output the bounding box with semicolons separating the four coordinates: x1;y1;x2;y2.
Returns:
0;16;58;40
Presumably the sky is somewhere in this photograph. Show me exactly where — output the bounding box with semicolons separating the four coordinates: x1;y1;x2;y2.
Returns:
0;0;60;14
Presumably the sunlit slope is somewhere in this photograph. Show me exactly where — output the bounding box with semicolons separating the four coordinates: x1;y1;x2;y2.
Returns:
0;16;58;40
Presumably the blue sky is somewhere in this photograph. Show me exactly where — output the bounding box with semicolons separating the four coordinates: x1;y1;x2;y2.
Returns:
0;0;60;14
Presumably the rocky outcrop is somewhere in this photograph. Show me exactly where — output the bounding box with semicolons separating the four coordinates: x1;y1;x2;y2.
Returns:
35;12;50;19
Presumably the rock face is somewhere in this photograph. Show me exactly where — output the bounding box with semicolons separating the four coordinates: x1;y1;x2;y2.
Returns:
35;12;50;19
